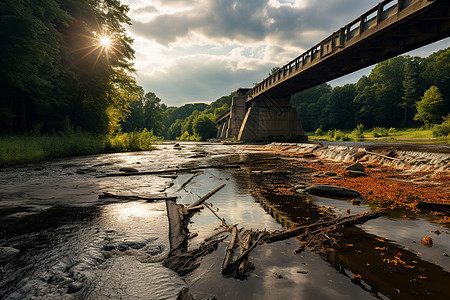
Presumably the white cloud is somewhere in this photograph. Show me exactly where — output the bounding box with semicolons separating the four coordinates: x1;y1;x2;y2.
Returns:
121;0;450;106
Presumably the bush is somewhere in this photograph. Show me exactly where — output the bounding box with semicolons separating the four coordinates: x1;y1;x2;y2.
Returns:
333;130;350;141
352;124;365;138
327;129;336;139
372;127;389;137
177;131;201;141
315;127;324;136
432;115;450;137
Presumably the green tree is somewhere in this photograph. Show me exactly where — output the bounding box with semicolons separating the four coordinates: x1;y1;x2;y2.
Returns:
414;86;444;126
193;115;217;141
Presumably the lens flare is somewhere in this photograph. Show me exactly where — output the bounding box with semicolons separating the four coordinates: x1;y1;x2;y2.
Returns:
100;36;112;48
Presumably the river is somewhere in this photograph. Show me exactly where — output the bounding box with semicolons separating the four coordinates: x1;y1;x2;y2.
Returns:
1;142;449;299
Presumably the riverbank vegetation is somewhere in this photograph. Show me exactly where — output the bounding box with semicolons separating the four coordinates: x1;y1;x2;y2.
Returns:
307;126;449;143
0;129;158;167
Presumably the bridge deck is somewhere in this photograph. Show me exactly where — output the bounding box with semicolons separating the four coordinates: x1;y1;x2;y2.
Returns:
217;0;450;123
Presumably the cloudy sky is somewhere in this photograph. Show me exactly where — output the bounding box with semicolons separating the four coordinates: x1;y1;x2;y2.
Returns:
121;0;450;107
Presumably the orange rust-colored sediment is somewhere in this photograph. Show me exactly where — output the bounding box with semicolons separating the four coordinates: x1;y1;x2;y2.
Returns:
253;146;450;208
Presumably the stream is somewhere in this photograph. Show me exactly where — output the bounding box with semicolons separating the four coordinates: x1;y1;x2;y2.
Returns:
0;142;449;299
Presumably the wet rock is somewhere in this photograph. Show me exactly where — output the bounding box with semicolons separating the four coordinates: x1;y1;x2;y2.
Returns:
75;170;86;174
103;245;115;251
294;184;308;190
345;162;365;172
312;173;326;178
0;246;19;260
145;244;164;256
325;171;337;176
304;185;361;198
116;241;146;252
177;287;194;300
119;167;139;173
68;282;83;294
346;170;369;177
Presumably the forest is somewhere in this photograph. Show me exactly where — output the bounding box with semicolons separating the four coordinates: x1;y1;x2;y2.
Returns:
1;0;449;145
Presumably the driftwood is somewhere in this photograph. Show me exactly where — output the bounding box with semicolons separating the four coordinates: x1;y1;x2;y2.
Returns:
99;192;177;202
204;227;233;242
365;150;401;161
186;205;204;213
264;211;383;244
163;185;229;276
96;164;239;178
221;226;238;272
222;231;266;276
177;173;201;191
189;184;226;208
203;202;228;228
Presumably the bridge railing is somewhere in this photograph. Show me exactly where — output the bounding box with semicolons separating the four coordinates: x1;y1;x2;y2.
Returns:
245;0;417;102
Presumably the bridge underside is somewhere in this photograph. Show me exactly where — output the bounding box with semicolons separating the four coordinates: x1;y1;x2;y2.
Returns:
262;0;450;99
216;0;450;141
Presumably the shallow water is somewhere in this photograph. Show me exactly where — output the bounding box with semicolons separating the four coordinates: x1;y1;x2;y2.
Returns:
1;142;449;299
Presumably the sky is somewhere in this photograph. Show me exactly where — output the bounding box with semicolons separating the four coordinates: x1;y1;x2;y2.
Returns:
121;0;450;107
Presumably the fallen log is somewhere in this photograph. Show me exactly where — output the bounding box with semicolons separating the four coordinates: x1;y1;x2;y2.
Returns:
204;227;234;242
188;184;226;208
237;230;255;278
264;211;383;244
221;226;238;273
99;192;178;202
96;164;238;178
203;202;228;228
186;205;204;213
177;173;201;191
365;150;401;161
222;231;266;275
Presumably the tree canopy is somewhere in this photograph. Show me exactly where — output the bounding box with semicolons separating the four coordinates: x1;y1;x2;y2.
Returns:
0;0;138;134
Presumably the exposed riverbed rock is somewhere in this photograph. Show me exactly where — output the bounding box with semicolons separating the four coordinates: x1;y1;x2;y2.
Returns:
304;185;361;198
119;167;139;173
68;282;83;294
346;170;369;177
324;171;337;176
345;162;365;172
0;246;20;260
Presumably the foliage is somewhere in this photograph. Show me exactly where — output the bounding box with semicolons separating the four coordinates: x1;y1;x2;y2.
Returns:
176;131;201;141
352;124;365;138
414;86;444;126
192;115;217;141
327;129;350;141
372;127;389;137
0;129;159;167
0;0;138;134
315;127;325;136
432;115;450;137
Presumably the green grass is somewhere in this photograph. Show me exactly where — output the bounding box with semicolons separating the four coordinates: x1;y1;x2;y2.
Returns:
0;129;160;167
307;127;448;143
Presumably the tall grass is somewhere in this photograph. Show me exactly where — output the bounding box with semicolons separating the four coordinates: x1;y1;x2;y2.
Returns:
0;129;160;167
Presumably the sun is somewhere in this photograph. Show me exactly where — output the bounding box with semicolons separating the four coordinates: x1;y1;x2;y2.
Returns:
99;36;112;48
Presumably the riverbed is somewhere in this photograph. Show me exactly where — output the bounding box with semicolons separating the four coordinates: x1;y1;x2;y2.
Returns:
1;142;449;299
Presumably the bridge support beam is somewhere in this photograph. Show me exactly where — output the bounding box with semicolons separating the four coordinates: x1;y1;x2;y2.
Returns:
237;94;305;141
220;120;228;138
225;91;247;139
